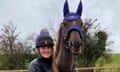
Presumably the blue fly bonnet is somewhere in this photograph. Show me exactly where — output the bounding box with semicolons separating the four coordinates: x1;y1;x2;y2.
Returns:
63;0;82;21
63;0;83;40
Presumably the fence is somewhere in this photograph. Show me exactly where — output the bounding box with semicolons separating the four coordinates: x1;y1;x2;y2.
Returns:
75;66;120;72
0;66;120;72
0;70;27;72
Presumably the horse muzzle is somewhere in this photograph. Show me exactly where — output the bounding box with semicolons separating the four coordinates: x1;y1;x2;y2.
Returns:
62;25;83;54
65;40;82;54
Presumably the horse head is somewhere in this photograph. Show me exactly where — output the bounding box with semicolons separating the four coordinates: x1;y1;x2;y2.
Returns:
62;0;83;54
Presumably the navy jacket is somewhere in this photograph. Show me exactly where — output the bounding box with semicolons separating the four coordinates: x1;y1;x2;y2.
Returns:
28;56;52;72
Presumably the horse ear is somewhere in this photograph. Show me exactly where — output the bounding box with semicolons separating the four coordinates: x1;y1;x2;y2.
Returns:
76;0;83;16
64;0;69;17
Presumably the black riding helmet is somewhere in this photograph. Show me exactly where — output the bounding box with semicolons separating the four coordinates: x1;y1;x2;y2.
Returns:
35;29;54;48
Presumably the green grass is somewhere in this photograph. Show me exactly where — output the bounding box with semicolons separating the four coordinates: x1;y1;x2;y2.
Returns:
110;54;120;65
96;53;120;66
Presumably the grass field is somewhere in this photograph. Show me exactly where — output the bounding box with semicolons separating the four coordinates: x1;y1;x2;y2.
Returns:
75;54;120;72
108;54;120;65
96;53;120;66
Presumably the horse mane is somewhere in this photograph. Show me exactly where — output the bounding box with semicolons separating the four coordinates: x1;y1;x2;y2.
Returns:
54;25;62;58
52;25;62;72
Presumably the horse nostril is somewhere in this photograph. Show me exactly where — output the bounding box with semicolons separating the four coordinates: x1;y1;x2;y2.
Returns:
73;41;81;48
66;41;82;48
65;41;72;49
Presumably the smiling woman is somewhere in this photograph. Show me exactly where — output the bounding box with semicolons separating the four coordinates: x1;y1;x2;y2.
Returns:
28;28;57;72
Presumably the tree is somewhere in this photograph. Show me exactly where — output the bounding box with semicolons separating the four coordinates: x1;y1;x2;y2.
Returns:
0;22;26;69
76;19;113;72
23;32;36;54
23;33;38;65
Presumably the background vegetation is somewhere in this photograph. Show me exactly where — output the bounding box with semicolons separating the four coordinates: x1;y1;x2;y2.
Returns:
96;54;120;66
0;19;119;70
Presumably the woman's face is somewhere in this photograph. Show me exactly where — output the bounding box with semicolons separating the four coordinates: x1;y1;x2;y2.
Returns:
38;46;53;58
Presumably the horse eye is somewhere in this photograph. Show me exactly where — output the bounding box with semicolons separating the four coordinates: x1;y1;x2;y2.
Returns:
62;23;67;27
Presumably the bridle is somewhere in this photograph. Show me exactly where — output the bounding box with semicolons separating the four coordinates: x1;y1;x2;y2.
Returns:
61;14;83;53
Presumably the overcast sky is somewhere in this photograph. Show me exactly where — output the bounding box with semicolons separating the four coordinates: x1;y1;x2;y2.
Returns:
0;0;120;53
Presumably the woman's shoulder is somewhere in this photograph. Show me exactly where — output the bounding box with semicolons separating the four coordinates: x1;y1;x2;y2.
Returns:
29;58;39;66
28;58;42;72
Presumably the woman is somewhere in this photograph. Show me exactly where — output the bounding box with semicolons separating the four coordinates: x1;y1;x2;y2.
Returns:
28;29;57;72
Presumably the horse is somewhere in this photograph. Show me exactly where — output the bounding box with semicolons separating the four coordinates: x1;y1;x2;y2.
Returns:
54;0;84;72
